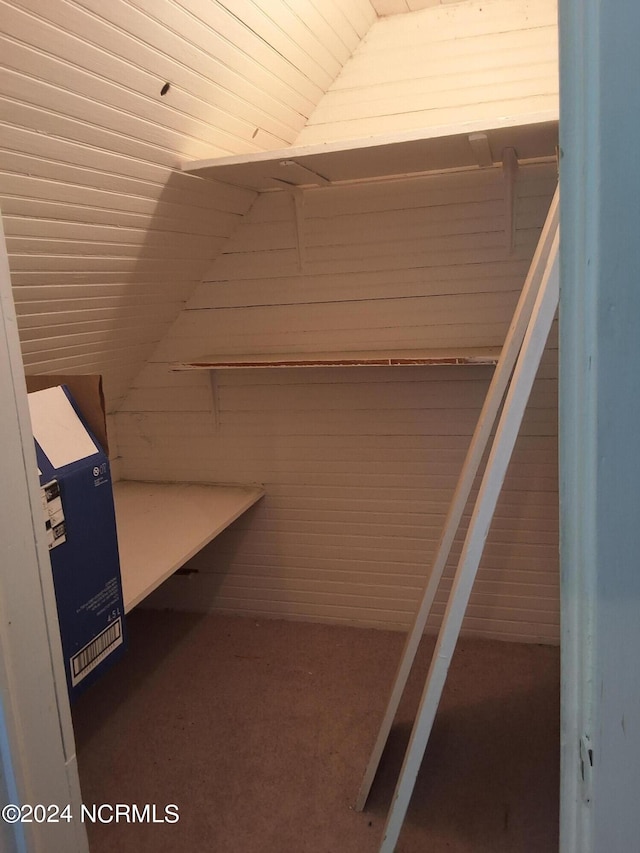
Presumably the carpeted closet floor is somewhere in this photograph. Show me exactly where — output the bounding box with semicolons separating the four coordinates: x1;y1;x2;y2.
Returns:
72;610;560;853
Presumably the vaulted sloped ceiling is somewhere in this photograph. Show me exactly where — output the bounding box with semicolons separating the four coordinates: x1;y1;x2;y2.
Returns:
0;0;377;409
298;0;558;144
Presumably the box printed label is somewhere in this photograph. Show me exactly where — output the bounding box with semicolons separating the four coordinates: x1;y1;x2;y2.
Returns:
41;479;66;550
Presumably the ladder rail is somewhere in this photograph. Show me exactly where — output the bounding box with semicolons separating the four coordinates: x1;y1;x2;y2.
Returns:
356;186;560;812
379;229;560;853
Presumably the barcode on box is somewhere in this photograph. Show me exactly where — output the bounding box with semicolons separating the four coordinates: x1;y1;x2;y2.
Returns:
70;618;123;686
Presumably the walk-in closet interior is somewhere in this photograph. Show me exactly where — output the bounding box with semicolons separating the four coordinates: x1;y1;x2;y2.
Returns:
1;1;560;850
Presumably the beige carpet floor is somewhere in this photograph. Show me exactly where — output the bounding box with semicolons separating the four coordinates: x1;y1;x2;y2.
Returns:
72;610;560;853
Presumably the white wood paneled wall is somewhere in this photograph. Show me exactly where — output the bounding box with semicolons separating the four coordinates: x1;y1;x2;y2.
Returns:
297;0;559;144
116;163;559;643
0;0;375;409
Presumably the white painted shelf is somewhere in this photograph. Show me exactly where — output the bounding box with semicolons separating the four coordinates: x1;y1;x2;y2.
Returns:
172;347;501;370
182;113;558;191
112;481;264;613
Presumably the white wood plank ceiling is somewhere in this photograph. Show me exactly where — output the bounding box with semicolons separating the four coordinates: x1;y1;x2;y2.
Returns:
0;0;376;409
0;0;558;413
298;0;558;144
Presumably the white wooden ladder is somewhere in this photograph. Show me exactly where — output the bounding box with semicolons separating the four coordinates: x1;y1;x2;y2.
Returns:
354;187;560;853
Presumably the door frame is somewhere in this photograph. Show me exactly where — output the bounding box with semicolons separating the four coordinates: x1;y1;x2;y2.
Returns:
0;212;88;853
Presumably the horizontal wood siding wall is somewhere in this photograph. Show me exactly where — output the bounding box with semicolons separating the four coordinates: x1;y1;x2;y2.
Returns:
297;0;558;144
116;163;560;643
0;0;375;409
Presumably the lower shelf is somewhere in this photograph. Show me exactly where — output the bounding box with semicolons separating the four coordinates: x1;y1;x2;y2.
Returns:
112;480;265;613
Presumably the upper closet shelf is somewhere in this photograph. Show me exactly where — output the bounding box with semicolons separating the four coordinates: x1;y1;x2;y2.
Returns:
182;113;558;192
172;347;501;371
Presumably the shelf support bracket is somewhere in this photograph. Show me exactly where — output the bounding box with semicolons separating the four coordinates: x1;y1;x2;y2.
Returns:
269;179;307;272
291;187;306;272
502;147;519;252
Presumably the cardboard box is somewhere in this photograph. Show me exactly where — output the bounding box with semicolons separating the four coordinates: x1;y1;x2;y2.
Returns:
26;377;126;701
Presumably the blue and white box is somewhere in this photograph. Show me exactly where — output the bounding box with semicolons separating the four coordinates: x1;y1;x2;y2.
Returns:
27;384;126;701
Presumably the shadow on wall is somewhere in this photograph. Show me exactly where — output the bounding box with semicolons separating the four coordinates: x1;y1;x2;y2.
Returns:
98;165;254;414
136;498;270;614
